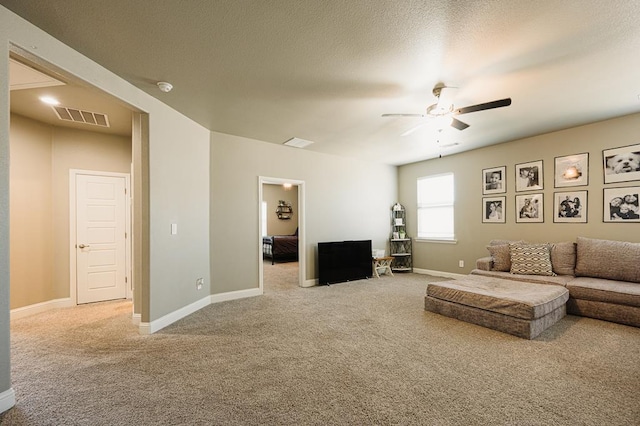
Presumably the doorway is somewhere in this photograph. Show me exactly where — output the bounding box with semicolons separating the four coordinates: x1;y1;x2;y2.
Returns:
8;48;141;317
258;177;306;292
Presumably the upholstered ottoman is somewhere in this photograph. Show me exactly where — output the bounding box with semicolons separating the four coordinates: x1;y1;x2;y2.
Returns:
425;275;569;339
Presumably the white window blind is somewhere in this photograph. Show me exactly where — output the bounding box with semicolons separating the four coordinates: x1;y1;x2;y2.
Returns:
417;173;454;240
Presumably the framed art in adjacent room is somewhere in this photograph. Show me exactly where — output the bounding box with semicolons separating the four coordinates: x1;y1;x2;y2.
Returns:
555;153;589;187
603;186;640;222
553;191;587;223
515;193;543;223
515;160;543;192
482;196;506;223
603;143;640;184
482;166;506;195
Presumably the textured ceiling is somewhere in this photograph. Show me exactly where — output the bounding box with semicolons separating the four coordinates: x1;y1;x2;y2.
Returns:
3;1;640;165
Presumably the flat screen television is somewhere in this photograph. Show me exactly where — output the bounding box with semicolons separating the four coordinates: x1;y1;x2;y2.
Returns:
318;240;372;285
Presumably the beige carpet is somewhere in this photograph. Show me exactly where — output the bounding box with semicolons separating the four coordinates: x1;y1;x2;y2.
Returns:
2;270;640;425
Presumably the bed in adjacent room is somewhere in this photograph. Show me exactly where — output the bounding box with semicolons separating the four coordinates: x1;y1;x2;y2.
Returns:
263;229;298;264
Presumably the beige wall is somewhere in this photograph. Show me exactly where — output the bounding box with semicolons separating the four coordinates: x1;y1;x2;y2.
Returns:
1;11;211;405
399;113;640;274
211;131;397;292
9;114;54;308
264;183;298;236
9;113;132;309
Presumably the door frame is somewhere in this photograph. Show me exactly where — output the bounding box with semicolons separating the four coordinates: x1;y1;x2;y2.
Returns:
70;169;132;304
258;176;306;291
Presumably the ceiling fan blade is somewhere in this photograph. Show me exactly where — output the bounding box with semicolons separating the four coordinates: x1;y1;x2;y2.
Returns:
382;113;425;118
450;117;469;131
455;98;511;115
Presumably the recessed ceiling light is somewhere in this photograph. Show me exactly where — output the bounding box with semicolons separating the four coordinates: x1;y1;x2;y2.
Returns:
39;96;60;105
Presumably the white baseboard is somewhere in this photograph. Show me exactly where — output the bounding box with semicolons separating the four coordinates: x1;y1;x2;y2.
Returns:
131;313;141;325
138;295;211;335
413;268;466;280
210;287;262;304
0;388;16;414
303;278;318;288
10;298;74;320
139;288;262;335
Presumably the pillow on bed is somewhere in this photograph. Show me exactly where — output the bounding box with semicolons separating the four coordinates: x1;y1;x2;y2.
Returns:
509;243;555;276
486;244;511;272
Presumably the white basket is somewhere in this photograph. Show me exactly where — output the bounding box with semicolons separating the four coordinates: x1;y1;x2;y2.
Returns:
372;249;386;258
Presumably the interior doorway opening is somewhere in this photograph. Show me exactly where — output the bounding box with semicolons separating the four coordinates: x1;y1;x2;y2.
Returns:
258;177;306;292
7;45;145;321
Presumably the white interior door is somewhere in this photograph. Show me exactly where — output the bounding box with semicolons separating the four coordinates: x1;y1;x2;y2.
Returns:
76;174;127;304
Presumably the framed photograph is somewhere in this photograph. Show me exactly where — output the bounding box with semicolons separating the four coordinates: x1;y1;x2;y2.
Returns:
603;186;640;222
555;153;589;187
482;166;506;195
515;160;543;192
603;143;640;184
394;218;403;226
482;196;506;223
515;193;543;223
553;191;587;223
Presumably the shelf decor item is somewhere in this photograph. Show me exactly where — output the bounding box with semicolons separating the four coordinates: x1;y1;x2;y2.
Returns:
390;203;412;272
276;200;293;220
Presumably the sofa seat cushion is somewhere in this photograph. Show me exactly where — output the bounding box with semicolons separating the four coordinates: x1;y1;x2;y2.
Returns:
470;269;573;287
567;277;640;308
427;275;569;320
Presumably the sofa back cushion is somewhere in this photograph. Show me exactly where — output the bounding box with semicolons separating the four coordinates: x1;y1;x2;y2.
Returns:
509;243;555;276
550;242;577;276
486;244;511;271
575;237;640;283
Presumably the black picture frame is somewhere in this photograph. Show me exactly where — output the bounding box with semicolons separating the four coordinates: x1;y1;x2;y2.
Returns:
515;160;543;192
603;186;640;222
515;193;544;223
603;143;640;184
554;153;589;188
482;166;507;195
553;191;587;223
482;196;506;223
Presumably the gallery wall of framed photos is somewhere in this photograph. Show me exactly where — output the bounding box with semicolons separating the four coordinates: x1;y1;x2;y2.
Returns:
480;142;640;225
397;113;640;274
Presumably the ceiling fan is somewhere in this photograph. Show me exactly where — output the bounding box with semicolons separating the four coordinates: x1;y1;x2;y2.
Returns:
382;83;511;136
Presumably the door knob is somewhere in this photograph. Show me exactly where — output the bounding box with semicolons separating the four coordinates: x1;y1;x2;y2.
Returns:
78;244;90;249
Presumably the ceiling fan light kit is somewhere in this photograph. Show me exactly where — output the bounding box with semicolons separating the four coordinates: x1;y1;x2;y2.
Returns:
383;82;512;134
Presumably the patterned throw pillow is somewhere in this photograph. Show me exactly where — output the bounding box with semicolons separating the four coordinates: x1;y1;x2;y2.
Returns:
509;243;555;276
486;244;511;272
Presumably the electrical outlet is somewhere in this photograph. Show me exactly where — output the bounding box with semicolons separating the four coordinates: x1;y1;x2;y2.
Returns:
458;260;464;268
196;277;204;290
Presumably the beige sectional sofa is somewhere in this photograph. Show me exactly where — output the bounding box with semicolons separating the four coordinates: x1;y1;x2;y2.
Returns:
425;237;639;339
471;237;640;328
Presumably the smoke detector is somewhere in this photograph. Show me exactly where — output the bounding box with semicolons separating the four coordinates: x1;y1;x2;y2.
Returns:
157;81;173;93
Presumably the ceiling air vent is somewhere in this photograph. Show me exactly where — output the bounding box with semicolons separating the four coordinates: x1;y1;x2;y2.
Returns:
51;106;110;128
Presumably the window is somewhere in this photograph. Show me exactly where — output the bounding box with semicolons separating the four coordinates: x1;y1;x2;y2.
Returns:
417;173;455;240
